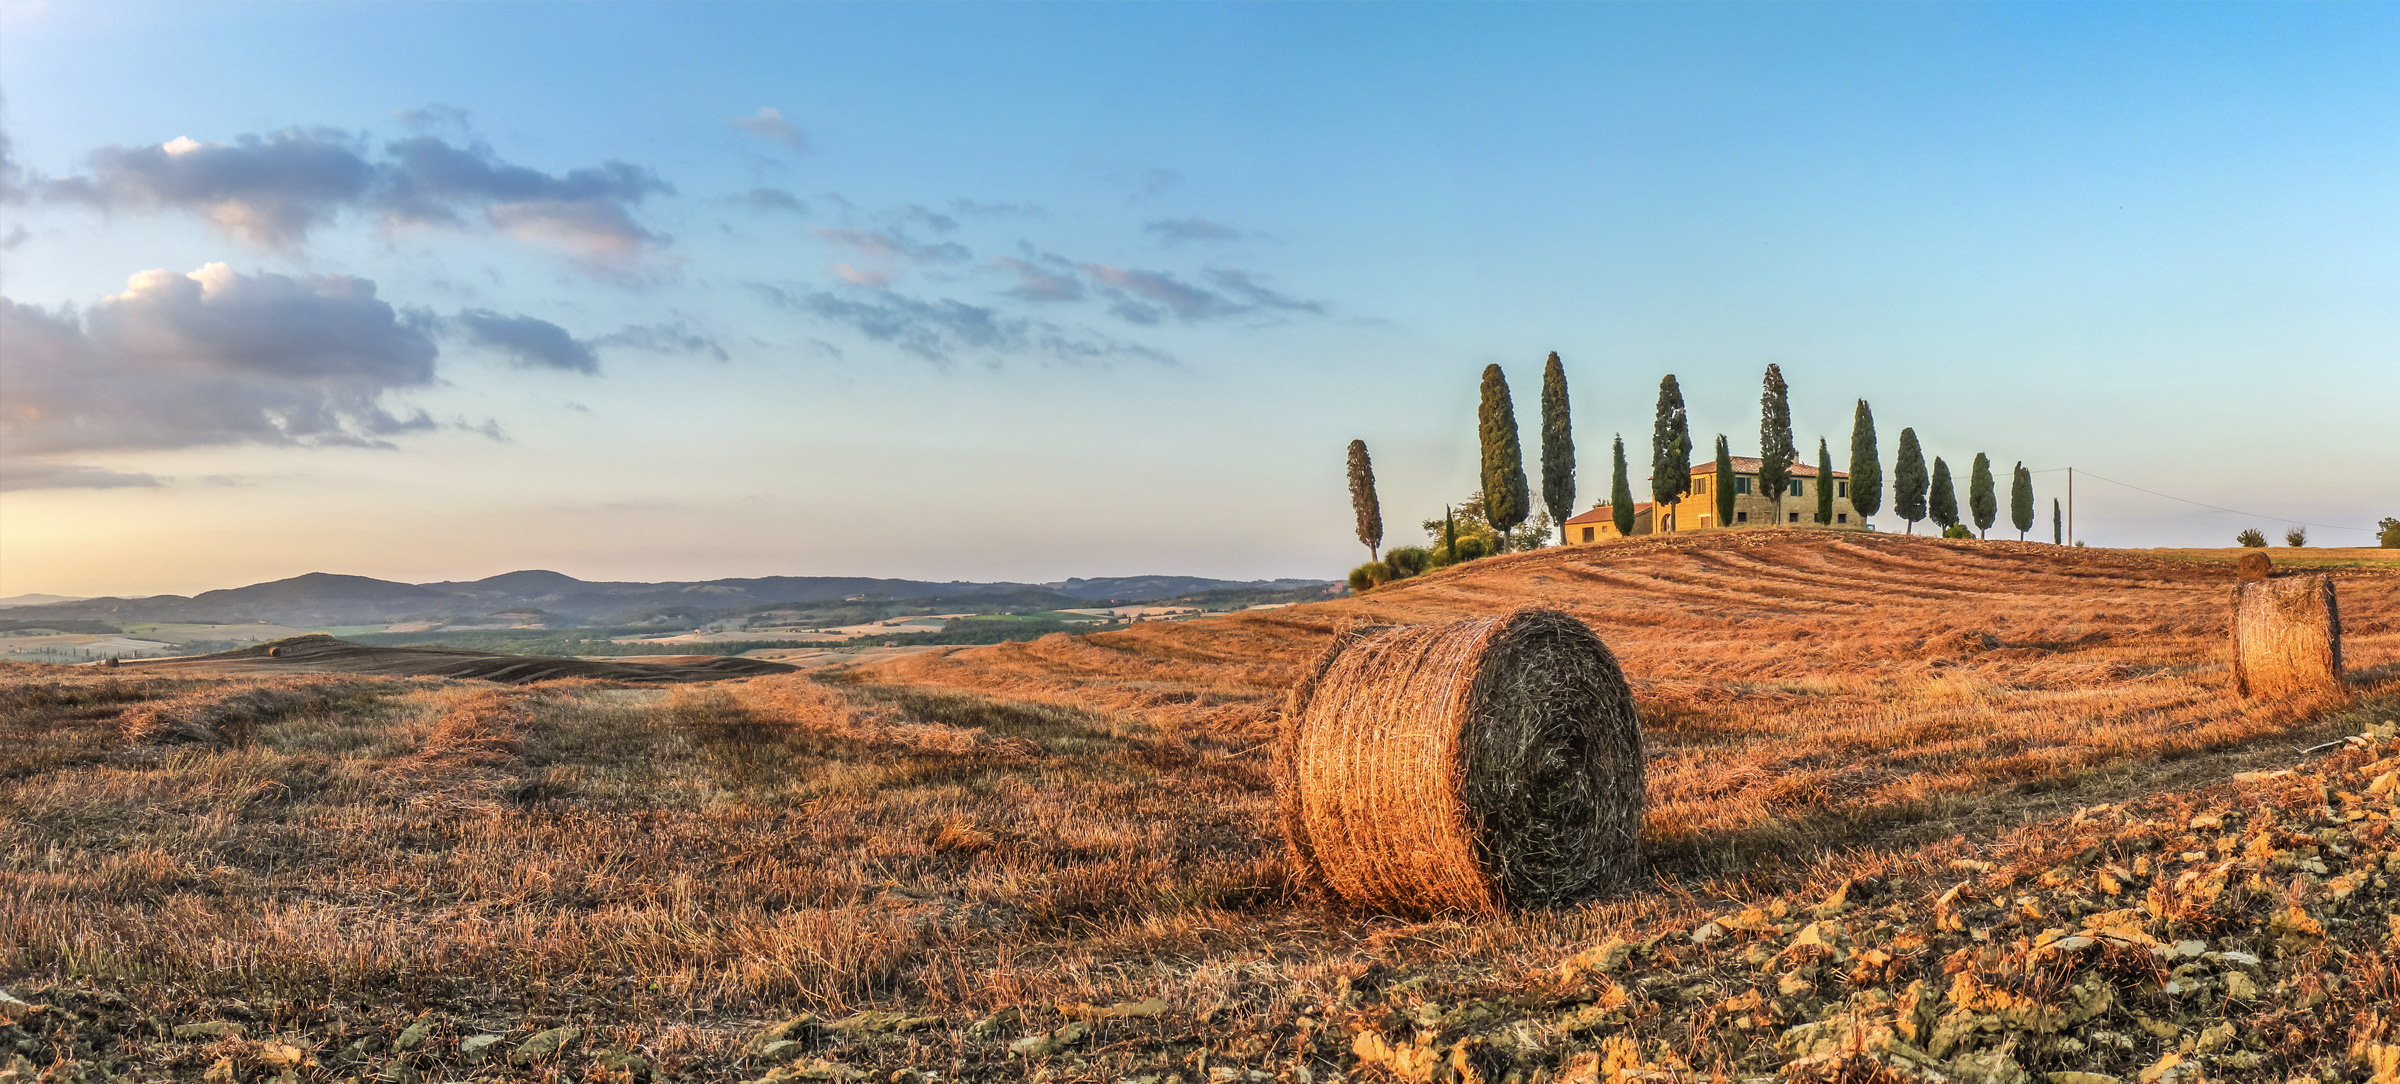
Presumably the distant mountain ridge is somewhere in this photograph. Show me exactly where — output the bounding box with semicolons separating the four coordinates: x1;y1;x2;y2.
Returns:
17;570;1330;627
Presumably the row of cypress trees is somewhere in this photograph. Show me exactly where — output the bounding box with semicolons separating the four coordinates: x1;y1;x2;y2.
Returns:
1344;357;2057;565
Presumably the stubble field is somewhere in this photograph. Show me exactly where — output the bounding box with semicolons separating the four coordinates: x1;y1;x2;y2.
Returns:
4;530;2397;1083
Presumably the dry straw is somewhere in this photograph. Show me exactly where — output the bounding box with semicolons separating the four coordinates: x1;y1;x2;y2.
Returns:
2230;573;2343;698
2236;552;2271;581
1278;607;1644;915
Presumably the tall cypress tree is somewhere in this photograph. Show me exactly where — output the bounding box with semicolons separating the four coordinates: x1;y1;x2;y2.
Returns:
1346;439;1383;560
1968;452;1996;539
1929;457;1959;533
1539;353;1576;546
2052;498;2063;545
1848;399;1882;525
1713;434;1736;527
2010;461;2035;540
1893;427;1928;534
1478;364;1529;553
1444;506;1460;561
1650;374;1692;524
1757;364;1795;525
1610;435;1635;537
1815;438;1834;524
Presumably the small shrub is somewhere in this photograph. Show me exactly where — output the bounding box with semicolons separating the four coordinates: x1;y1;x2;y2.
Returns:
2379;517;2399;549
1942;523;1974;540
1384;546;1432;579
2236;528;2267;548
1347;563;1383;593
2284;526;2307;548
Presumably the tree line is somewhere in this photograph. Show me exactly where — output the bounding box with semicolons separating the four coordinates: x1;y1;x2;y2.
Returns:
1344;358;2057;589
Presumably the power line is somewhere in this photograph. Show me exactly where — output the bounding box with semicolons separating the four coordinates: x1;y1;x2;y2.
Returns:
2026;467;2370;533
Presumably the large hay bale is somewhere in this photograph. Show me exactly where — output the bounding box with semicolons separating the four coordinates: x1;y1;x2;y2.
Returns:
2231;574;2342;698
2236;552;2271;580
1278;607;1644;915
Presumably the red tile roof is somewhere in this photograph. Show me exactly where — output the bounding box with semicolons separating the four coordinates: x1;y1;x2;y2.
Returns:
1564;501;1651;526
1690;455;1846;479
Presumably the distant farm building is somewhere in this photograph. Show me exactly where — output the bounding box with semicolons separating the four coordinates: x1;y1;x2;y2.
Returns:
1567;457;1862;542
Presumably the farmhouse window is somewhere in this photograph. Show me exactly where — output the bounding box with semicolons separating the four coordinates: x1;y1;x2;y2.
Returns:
1789;512;1801;523
1695;477;1709;495
1789;480;1804;497
1735;511;1748;523
1837;513;1848;523
1581;526;1594;542
1735;477;1751;495
1837;480;1849;497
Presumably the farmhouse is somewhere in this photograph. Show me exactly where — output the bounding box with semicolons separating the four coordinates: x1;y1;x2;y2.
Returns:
1565;457;1861;543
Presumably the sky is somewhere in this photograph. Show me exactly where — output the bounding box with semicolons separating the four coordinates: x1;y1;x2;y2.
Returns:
2;2;2395;599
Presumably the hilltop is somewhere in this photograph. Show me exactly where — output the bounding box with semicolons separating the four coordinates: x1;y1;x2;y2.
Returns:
11;569;1331;628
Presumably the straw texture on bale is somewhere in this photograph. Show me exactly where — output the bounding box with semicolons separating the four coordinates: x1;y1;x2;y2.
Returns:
2236;552;2271;581
1278;607;1644;915
2230;573;2342;698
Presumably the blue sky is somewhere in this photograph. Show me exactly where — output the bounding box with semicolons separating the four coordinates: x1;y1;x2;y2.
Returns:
3;2;2395;597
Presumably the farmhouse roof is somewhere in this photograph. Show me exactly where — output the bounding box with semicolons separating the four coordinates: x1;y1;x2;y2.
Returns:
1564;502;1651;526
1691;456;1847;479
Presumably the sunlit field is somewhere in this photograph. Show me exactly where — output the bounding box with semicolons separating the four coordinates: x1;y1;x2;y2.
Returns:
5;531;2396;1082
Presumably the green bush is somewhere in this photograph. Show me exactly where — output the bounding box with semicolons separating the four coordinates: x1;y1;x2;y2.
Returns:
1942;523;1975;539
1348;563;1384;592
2236;528;2267;548
2285;527;2307;548
2380;517;2400;549
1384;546;1432;578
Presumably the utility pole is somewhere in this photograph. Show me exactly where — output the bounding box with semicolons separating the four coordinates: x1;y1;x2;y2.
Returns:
2067;467;2074;546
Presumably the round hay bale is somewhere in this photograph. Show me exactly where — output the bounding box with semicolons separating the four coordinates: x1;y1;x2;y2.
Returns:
2230;573;2342;698
2236;551;2271;580
266;645;283;658
1278;607;1644;915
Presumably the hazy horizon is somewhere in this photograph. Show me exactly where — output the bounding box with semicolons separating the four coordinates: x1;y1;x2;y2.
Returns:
5;3;2396;598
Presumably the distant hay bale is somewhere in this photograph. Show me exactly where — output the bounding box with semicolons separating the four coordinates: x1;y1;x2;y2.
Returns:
1278;607;1645;915
2230;574;2342;698
2236;552;2271;581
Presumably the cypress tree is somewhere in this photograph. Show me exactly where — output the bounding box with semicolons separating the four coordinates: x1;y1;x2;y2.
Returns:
1478;364;1529;553
1539;353;1576;545
1444;506;1460;562
1757;364;1795;525
1968;452;1996;539
2053;498;2063;545
1893;427;1928;533
1848;399;1882;524
1346;439;1383;560
1650;374;1692;521
1713;434;1736;527
2010;461;2035;540
1929;457;1959;532
1815;438;1834;524
1610;435;1635;537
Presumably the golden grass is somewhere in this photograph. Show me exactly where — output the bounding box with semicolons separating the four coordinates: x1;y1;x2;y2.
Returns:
4;531;2395;1080
857;531;2400;867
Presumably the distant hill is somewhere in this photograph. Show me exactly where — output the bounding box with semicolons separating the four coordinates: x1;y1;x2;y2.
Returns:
1041;575;1325;601
13;570;1332;628
0;594;85;608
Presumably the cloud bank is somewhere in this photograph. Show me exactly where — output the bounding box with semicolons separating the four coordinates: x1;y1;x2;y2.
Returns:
0;264;439;481
41;128;672;258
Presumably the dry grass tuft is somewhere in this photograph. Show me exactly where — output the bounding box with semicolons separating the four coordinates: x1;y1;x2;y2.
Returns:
1281;609;1643;915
